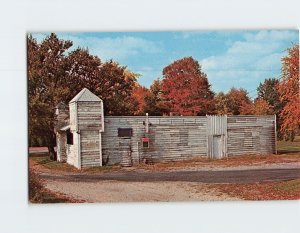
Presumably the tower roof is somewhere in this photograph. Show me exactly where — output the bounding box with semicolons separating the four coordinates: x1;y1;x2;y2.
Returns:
69;88;102;103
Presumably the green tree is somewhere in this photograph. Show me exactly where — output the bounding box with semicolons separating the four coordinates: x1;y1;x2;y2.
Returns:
256;78;284;139
257;78;282;114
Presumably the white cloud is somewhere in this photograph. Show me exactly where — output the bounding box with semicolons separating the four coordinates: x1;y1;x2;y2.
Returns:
200;30;298;95
30;32;161;62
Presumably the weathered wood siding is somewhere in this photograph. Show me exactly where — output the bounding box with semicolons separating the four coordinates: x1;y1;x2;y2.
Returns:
227;115;276;155
77;101;102;168
69;102;76;131
56;132;67;162
145;117;207;163
77;102;103;131
80;130;101;168
102;116;207;165
102;117;144;165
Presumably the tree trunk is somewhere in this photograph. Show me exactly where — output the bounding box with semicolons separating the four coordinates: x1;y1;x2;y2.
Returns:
48;145;56;160
47;132;57;161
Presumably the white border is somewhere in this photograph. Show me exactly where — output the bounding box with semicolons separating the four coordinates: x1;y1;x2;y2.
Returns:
0;0;299;233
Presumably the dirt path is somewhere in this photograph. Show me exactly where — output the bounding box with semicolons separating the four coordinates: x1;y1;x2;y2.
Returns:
38;167;300;202
30;152;300;202
45;180;240;202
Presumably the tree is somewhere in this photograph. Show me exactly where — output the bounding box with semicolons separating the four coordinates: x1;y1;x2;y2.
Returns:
277;44;300;141
214;92;231;115
257;78;281;114
143;79;169;115
228;88;254;115
28;33;140;159
96;61;139;115
161;57;215;116
215;88;253;115
28;33;73;159
256;78;284;139
253;99;273;115
65;49;139;115
132;84;149;115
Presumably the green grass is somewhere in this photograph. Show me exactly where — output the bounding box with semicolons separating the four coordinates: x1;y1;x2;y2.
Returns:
277;136;300;154
30;153;77;172
30;153;119;173
273;179;300;193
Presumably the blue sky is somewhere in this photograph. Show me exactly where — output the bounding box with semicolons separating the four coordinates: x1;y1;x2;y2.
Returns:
32;30;298;99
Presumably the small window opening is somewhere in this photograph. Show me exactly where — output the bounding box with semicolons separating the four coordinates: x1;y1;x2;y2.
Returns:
142;141;149;148
142;137;149;148
118;128;133;137
67;129;73;145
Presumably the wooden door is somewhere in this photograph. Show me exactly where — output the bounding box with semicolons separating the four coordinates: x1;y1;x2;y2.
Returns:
212;135;222;159
119;138;133;167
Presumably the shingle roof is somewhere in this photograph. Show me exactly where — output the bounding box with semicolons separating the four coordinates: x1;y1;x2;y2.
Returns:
69;88;102;103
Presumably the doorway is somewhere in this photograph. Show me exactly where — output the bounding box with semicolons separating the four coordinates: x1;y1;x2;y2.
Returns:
212;135;222;159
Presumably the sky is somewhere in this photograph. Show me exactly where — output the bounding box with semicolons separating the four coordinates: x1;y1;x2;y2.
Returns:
32;30;298;99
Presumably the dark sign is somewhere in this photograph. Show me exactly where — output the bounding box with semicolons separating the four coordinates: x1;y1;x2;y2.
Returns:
118;128;133;137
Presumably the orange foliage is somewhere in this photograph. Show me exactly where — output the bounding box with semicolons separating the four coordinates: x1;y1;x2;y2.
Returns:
132;85;149;115
277;44;300;138
253;99;273;115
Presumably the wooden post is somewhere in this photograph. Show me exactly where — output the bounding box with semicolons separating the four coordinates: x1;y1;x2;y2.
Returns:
101;101;104;132
145;113;149;133
99;131;102;166
77;130;81;169
274;114;277;154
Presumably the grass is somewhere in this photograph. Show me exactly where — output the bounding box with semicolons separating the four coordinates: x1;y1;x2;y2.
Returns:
30;153;78;172
29;152;120;173
277;136;300;154
273;179;300;193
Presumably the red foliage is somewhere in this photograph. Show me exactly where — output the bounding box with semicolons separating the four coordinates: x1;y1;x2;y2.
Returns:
161;57;215;116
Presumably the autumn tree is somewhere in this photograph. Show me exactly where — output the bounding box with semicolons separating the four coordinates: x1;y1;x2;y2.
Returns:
253;99;273;115
214;92;231;115
227;88;254;115
161;57;215;116
28;33;73;159
132;84;150;115
277;44;300;141
65;49;139;115
143;79;169;115
215;88;253;115
28;33;140;159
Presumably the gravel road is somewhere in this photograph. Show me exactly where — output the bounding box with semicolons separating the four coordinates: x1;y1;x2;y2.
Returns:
40;166;300;202
40;167;300;184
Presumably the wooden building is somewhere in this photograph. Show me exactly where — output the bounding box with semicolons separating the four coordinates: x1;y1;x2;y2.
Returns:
55;88;276;169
